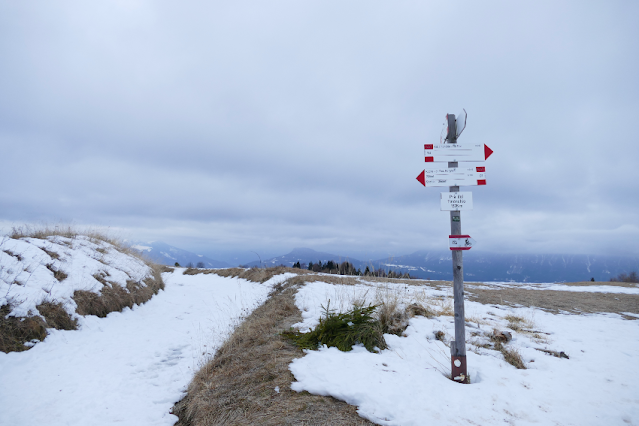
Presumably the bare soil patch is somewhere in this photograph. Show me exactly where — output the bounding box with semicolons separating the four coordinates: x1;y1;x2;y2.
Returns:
172;274;374;426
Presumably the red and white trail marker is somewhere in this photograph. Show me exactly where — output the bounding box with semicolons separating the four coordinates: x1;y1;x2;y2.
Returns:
449;235;476;250
416;166;486;187
424;143;493;163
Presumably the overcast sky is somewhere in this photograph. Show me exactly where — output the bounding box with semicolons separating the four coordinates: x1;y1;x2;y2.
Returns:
1;1;638;264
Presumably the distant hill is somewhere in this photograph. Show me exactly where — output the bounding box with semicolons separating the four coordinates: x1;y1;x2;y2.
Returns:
376;251;639;283
244;248;369;270
130;241;231;268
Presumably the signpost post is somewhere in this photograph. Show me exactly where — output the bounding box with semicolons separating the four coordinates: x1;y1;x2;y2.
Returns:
415;111;494;384
446;114;469;384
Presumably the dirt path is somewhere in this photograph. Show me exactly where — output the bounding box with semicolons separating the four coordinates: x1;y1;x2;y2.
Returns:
172;275;374;426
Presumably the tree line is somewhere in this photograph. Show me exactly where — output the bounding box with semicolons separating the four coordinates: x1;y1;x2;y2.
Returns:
292;260;414;279
609;271;638;283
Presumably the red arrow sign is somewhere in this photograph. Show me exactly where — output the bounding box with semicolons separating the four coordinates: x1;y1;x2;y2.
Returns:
416;170;426;186
484;145;493;160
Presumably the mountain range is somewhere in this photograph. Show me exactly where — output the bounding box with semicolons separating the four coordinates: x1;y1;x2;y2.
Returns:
130;241;230;268
131;242;638;283
244;247;638;283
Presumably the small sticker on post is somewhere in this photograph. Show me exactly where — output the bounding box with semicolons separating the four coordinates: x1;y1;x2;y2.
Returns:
449;235;475;251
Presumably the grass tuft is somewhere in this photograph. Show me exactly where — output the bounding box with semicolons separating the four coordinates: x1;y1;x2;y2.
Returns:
73;270;164;318
0;304;48;353
499;344;526;369
489;331;527;369
36;301;78;330
283;302;387;353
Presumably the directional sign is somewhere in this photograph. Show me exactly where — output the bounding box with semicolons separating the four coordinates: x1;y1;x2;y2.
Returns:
441;192;473;211
424;143;493;163
449;235;475;251
416;166;486;187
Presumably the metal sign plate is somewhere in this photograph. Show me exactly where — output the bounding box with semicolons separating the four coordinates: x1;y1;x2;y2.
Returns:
419;166;486;187
424;143;493;163
441;192;473;211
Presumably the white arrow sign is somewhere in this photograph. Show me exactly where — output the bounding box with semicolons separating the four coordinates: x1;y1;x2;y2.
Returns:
424;143;493;163
441;192;473;211
449;235;475;250
417;166;486;187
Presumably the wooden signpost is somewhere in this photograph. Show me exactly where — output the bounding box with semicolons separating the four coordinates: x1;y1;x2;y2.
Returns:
415;111;494;384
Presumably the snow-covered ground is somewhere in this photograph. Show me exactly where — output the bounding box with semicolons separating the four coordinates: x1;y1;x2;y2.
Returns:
290;280;639;425
0;235;155;318
470;281;639;294
3;250;637;426
0;270;291;425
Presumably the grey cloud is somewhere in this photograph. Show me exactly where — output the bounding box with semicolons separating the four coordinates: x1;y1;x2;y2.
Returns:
1;1;638;260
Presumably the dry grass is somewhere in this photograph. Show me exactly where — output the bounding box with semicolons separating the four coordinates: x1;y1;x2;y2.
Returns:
185;266;310;283
467;287;639;319
361;276;449;288
45;263;68;281
73;269;164;318
9;224;80;240
172;274;374;426
486;330;527;369
499;344;526;369
9;224;124;248
562;280;639;288
0;304;48;353
434;330;447;342
36;301;78;331
423;295;454;316
3;249;23;261
0;300;78;353
504;314;534;332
